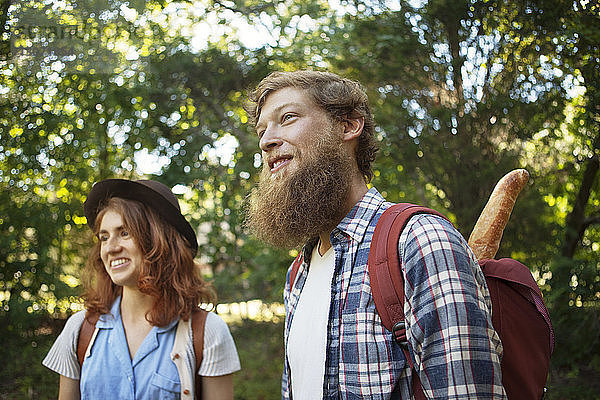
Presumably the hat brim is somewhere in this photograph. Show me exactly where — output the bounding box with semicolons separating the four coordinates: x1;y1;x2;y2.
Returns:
83;179;198;255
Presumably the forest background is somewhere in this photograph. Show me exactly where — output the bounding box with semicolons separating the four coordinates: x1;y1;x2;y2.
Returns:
1;0;599;398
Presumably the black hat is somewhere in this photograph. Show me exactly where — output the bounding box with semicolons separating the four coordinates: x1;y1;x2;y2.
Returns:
83;179;198;256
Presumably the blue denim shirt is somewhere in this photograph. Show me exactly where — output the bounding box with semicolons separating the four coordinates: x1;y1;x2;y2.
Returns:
80;297;181;399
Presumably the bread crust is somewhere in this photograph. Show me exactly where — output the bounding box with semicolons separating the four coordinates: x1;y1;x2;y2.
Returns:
468;169;529;260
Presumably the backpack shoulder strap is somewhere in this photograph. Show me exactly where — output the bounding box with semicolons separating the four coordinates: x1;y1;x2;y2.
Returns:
77;312;100;368
368;203;448;338
368;203;449;400
192;308;208;400
288;252;304;291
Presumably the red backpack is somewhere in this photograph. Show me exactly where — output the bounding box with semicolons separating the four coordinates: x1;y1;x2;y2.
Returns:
367;203;555;400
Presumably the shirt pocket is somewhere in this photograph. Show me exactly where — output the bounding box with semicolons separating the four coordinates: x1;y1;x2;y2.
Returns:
150;371;181;398
339;309;406;381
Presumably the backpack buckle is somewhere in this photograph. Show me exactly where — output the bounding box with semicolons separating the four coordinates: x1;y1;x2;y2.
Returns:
392;321;409;349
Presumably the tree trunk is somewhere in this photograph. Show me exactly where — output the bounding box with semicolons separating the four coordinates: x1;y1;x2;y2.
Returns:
560;155;599;258
550;154;599;310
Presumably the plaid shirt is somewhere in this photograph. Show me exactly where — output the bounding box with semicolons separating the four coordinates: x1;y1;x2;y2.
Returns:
282;188;505;399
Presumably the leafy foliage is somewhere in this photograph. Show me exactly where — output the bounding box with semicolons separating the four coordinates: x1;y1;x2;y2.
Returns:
0;0;599;398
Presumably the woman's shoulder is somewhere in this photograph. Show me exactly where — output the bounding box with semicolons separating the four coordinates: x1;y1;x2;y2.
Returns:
198;311;241;376
42;309;89;379
201;311;237;352
181;310;232;345
64;309;88;336
204;311;230;333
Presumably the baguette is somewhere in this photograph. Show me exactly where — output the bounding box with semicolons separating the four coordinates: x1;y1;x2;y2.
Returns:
468;169;529;260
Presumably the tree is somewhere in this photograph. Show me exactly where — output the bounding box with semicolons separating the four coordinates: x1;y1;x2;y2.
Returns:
517;1;600;393
1;0;599;397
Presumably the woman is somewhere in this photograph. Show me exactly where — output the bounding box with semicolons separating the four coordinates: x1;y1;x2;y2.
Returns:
43;179;240;399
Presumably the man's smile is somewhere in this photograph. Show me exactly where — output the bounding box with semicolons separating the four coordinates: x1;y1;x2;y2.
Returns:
268;155;293;172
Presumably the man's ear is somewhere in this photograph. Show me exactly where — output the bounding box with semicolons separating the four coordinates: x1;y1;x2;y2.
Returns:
341;116;364;142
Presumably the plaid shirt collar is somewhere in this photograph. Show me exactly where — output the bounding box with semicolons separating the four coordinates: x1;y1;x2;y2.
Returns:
298;187;385;259
338;187;385;242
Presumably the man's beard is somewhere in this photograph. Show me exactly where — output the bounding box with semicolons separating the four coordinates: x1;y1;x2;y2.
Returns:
245;131;354;249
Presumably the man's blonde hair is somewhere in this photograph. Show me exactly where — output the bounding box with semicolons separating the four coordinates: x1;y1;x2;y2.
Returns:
247;70;379;182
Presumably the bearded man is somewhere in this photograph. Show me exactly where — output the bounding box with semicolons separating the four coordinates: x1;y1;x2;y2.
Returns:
246;70;506;400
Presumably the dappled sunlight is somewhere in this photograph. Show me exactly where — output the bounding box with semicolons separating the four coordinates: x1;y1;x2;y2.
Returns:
216;300;285;324
30;297;284;322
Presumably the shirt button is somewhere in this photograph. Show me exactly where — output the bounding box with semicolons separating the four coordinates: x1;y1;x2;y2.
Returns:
183;389;190;395
173;353;180;359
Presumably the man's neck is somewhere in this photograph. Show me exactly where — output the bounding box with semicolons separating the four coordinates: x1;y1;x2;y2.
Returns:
346;175;370;213
318;235;332;256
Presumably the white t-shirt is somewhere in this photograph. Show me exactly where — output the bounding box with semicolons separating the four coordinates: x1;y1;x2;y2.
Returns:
287;244;335;400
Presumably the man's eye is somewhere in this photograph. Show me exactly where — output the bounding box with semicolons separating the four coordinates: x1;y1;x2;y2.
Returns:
98;235;108;241
121;230;130;237
282;113;295;122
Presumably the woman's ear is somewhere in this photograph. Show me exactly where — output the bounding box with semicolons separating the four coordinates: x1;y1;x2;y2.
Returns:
341;116;365;142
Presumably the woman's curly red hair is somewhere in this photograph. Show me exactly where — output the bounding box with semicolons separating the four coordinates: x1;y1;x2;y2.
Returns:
81;197;215;326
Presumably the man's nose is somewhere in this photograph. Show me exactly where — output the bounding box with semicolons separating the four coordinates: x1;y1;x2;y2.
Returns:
259;125;283;152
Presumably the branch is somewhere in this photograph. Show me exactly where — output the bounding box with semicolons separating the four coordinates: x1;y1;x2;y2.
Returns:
583;215;600;230
0;0;11;36
445;22;465;108
212;0;244;14
211;0;280;46
0;0;12;60
480;50;493;104
212;0;272;16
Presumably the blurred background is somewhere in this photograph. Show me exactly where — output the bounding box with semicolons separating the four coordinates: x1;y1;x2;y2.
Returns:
1;0;598;398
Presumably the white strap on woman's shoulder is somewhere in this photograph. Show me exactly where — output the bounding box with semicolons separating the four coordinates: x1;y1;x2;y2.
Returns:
172;318;194;400
84;326;100;361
